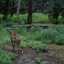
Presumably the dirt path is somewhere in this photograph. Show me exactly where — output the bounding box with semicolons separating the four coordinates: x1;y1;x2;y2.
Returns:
12;48;36;64
12;47;64;64
4;45;64;64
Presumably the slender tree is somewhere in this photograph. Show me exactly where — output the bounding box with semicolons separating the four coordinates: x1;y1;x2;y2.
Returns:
10;0;15;17
16;0;21;15
27;0;33;24
3;0;10;20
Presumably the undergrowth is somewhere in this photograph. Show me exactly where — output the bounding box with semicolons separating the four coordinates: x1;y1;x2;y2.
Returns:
13;25;64;45
0;13;64;23
0;25;64;64
35;58;48;64
0;28;16;64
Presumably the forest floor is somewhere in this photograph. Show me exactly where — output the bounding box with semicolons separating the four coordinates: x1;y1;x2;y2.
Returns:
4;44;64;64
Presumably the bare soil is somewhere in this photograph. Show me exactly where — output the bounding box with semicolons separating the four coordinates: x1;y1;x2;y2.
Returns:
4;44;64;64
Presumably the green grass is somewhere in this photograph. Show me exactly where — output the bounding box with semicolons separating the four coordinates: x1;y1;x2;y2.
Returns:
13;25;64;45
32;13;49;23
8;13;49;23
29;41;48;52
58;16;64;23
35;58;48;64
0;26;48;64
0;13;64;23
0;26;49;64
0;28;16;64
9;14;28;23
0;50;16;64
1;13;64;23
0;24;64;64
0;14;3;20
0;13;64;64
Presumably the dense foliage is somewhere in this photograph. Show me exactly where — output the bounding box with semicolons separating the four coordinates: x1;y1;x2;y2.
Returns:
0;0;64;23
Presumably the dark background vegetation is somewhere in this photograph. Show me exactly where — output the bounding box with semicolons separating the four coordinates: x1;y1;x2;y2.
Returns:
0;0;64;24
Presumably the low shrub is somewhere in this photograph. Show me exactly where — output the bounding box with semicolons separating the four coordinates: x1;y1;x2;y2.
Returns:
13;26;64;45
35;58;48;64
0;50;16;64
0;28;16;64
30;41;48;52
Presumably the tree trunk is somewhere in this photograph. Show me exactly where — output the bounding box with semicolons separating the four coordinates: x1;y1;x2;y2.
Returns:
10;0;15;17
27;0;33;24
52;13;59;24
16;0;21;15
3;0;10;20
